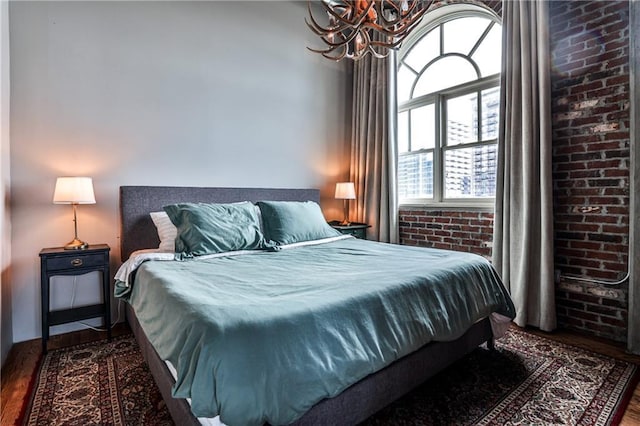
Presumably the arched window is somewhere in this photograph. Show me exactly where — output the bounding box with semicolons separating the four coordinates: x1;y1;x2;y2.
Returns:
397;4;502;205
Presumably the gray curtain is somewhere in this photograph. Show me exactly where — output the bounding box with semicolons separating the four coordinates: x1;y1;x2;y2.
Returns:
492;0;556;331
350;53;399;243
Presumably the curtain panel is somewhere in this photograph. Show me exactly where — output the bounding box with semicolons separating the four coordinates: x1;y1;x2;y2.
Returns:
350;53;399;243
492;0;556;331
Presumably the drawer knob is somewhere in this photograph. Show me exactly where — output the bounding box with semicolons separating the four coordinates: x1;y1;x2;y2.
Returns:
71;258;83;267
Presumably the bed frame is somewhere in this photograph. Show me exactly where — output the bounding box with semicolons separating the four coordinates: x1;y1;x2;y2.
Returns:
119;185;494;425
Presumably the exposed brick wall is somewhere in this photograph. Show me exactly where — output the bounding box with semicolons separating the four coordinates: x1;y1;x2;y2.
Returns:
399;210;493;258
555;284;627;341
398;0;631;343
549;0;630;342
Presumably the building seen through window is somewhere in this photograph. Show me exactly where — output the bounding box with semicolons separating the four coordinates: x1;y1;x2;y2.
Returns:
397;6;502;204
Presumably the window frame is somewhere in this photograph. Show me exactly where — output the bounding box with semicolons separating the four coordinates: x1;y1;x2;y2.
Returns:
396;5;502;209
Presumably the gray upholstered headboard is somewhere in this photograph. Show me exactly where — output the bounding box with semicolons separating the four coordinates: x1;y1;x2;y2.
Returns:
119;186;320;261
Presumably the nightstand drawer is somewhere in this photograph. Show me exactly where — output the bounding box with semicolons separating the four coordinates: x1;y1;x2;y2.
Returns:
328;221;370;240
341;228;366;239
46;253;105;271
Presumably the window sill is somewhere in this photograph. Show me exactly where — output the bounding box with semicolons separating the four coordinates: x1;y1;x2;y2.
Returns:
399;202;494;212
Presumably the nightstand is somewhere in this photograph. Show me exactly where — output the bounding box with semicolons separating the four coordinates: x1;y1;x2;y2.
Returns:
328;221;371;239
39;244;111;353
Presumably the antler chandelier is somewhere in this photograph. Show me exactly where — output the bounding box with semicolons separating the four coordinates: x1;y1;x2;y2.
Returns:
306;0;431;61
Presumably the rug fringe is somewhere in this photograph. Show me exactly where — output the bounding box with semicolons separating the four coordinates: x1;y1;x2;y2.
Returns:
609;363;640;426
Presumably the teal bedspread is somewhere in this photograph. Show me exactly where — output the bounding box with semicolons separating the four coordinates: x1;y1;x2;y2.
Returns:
116;238;514;425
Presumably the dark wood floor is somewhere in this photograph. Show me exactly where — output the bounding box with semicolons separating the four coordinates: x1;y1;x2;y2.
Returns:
2;324;639;425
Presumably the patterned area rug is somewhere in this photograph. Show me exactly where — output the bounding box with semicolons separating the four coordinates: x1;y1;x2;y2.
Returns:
365;328;639;425
25;335;172;425
24;329;638;425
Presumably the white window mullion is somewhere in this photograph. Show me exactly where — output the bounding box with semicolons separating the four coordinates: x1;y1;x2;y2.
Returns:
435;94;444;202
396;6;501;207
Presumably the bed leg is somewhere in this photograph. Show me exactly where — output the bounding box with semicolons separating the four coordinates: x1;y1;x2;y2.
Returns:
486;337;495;351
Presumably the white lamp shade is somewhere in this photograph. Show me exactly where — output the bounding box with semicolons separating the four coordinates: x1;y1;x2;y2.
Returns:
53;177;96;204
335;182;356;200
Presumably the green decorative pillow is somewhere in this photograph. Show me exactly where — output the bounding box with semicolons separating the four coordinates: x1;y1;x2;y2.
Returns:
163;202;265;258
257;200;341;246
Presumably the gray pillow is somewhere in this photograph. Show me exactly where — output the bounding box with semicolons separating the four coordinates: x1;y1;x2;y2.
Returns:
257;200;341;246
163;202;265;259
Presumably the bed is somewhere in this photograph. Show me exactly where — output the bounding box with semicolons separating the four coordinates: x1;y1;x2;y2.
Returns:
117;185;514;426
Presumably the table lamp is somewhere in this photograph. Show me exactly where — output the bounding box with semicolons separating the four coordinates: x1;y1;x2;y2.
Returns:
53;177;96;250
335;182;356;226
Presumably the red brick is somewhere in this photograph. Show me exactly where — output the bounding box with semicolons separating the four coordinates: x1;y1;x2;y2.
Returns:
568;223;600;232
558;316;585;328
583;85;617;99
584;302;619;315
567;309;600;322
586;269;621;280
570;81;604;95
451;231;470;239
605;75;629;86
570;46;607;62
584;322;620;338
568;258;601;268
461;225;480;233
601;224;628;233
588;251;623;262
588;197;622;205
570;188;602;197
432;243;450;250
567;169;601;179
604;39;628;52
555;162;587;172
433;230;451;237
600;316;627;328
604;131;630;141
567;240;602;250
556;248;586;258
605;206;628;215
602;1;629;15
602;262;627;272
602;298;627;309
589;141;625;151
602;242;628;252
433;217;452;224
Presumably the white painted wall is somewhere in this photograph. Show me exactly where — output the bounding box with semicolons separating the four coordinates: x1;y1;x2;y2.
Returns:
9;1;351;342
1;0;12;365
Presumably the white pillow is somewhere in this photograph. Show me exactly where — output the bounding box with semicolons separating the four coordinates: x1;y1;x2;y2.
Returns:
150;211;177;252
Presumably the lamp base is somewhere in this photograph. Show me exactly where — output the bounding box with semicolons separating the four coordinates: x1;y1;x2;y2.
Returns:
340;200;351;226
64;238;89;250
